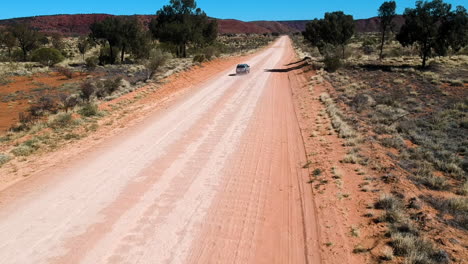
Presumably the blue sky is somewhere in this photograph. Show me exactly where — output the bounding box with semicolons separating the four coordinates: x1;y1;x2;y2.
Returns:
0;0;466;21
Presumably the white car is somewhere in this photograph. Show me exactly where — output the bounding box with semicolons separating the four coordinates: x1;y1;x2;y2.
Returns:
236;64;250;74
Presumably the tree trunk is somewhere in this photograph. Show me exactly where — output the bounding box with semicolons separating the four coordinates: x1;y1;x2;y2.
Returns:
22;46;27;61
379;28;386;60
342;45;345;59
108;41;114;64
121;45;126;63
421;40;428;68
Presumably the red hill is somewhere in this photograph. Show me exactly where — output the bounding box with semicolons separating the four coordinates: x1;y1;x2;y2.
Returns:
0;14;405;36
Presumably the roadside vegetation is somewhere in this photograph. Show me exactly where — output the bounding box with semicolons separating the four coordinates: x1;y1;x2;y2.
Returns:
0;0;277;168
294;0;467;262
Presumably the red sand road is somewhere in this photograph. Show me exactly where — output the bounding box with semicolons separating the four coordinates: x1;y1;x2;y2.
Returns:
0;37;321;263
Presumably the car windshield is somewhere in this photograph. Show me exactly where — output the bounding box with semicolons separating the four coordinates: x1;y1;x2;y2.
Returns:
237;65;246;68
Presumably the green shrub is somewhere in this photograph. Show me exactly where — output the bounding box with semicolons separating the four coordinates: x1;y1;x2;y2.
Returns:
324;55;342;72
85;56;98;70
144;49;171;79
79;103;99;117
48;112;74;129
424;196;468;229
98;46;119;65
193;54;206;63
10;138;41;157
80;82;95;102
0;153;11;166
31;47;64;66
390;233;448;263
381;136;405;149
203;46;217;60
11;145;35;156
56;67;73;79
415;173;450;191
64;133;81;140
375;194;403;210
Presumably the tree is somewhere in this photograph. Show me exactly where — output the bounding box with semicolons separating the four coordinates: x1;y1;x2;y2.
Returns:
90;17;122;64
90;16;149;64
397;0;452;68
80;81;95;102
0;29;17;58
77;36;90;61
303;11;355;59
378;1;397;60
8;24;43;61
149;0;218;58
49;33;65;51
437;6;468;55
118;17;147;63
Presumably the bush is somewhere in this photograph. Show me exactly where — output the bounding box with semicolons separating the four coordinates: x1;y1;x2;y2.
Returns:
144;49;171;80
95;77;122;99
11;138;41;156
98;46;120;65
193;54;206;63
390;233;449;263
80;82;95;102
324;55;342;72
203;46;217;60
375;194;402;210
79;103;99;117
58;94;80;112
28;94;58;117
361;45;374;55
351;94;376;112
56;67;73;79
11;145;35;156
31;47;64;66
0;153;11;166
18;111;35;124
85;56;98;70
381;136;405;149
415;173;450;191
103;78;121;94
48;112;74;129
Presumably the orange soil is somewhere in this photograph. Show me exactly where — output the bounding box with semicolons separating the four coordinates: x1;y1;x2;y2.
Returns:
0;49;260;194
0;37;321;263
0;72;88;133
289;66;380;263
291;63;468;263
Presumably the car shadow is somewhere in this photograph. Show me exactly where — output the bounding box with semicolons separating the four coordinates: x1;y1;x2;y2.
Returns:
228;74;237;76
264;62;309;73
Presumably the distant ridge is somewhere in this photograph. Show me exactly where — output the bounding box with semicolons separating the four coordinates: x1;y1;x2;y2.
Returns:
0;14;405;36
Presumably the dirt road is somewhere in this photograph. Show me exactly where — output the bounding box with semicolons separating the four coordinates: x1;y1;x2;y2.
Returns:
0;36;321;264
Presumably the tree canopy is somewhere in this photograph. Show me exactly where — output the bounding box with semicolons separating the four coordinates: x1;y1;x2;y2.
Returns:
149;0;218;58
8;24;43;61
303;11;355;59
90;16;149;64
397;0;467;67
0;28;17;58
378;1;397;59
